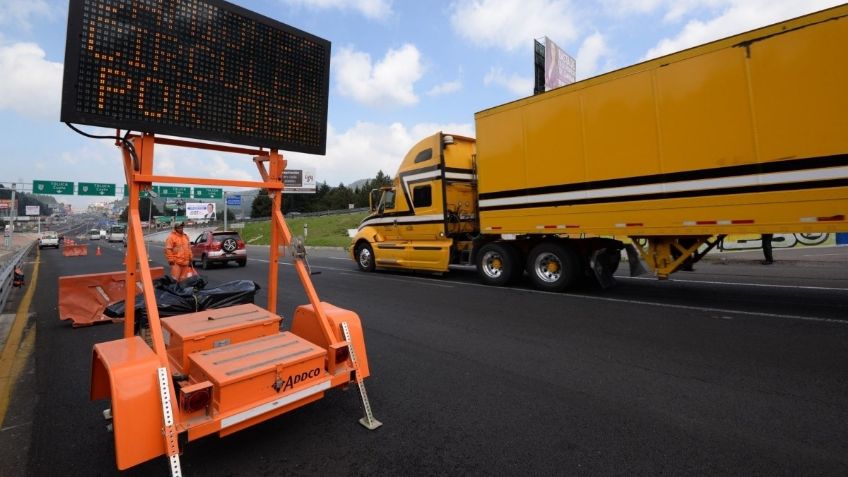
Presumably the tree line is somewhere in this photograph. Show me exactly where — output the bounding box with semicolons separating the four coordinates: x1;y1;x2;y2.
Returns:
0;185;57;217
250;170;392;218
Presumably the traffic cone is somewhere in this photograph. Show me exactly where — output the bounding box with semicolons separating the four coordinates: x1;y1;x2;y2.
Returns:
96;246;102;256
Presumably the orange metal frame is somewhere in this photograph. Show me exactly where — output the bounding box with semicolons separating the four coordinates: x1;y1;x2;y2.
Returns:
117;132;347;462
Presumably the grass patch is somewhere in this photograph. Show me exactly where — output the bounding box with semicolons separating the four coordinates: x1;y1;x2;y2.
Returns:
238;212;368;248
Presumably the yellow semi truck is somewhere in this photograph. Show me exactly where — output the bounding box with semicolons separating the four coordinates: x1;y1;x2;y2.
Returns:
350;5;848;291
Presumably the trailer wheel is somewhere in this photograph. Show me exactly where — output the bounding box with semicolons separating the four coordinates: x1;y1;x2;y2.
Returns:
527;242;581;292
355;242;375;272
476;243;519;286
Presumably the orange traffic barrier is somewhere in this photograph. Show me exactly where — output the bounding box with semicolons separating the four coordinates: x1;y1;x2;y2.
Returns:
58;267;165;327
63;244;89;257
96;246;102;256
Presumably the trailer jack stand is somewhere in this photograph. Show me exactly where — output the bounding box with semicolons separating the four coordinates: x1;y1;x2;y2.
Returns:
342;322;382;430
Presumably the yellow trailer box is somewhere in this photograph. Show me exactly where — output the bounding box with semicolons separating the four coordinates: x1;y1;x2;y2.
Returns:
475;5;848;238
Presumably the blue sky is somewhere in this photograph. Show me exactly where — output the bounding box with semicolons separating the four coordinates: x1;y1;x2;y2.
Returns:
0;0;843;210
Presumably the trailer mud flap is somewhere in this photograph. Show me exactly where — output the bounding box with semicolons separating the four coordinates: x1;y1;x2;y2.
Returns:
624;244;648;277
58;268;165;327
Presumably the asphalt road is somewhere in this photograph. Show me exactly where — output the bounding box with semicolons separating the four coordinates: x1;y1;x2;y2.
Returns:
2;240;847;476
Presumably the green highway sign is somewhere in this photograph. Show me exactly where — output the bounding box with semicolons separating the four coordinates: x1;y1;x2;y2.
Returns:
159;186;191;198
142;186;161;198
193;187;223;199
33;180;75;195
124;185;161;198
78;182;116;196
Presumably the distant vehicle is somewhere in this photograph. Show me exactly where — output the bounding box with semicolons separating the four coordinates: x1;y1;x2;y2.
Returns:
107;225;126;244
89;229;101;240
191;230;247;269
38;231;60;249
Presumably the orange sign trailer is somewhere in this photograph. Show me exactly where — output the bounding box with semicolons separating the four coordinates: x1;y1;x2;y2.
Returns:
89;133;380;472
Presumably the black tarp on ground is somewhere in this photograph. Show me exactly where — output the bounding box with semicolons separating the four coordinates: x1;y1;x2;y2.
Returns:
103;275;260;330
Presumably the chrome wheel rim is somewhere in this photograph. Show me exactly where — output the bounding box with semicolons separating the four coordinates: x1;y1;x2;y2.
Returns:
358;247;372;269
481;251;505;279
533;252;562;283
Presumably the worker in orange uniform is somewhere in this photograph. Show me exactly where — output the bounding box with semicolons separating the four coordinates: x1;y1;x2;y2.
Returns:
164;222;193;280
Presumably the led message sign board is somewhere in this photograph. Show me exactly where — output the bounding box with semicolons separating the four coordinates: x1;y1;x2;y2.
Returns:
61;0;331;154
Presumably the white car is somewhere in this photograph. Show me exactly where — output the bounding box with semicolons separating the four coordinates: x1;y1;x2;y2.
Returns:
89;229;101;240
107;225;126;244
39;231;60;249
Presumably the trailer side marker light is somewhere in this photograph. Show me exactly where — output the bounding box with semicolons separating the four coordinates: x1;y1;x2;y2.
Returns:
801;214;844;223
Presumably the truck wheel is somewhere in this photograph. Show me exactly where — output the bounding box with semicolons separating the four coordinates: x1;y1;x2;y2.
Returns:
476;243;519;286
527;242;581;292
355;243;375;272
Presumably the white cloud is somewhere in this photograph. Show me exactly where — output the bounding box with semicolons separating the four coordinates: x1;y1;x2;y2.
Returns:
643;0;846;59
0;42;63;121
427;79;462;97
279;0;393;20
450;0;578;52
576;32;613;80
284;121;474;185
0;0;51;30
483;67;533;97
333;44;424;107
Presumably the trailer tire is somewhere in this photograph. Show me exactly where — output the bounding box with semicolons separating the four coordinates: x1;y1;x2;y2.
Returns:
527;242;581;292
476;242;519;286
355;242;375;272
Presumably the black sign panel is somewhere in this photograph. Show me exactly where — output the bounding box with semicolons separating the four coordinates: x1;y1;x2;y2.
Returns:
61;0;330;154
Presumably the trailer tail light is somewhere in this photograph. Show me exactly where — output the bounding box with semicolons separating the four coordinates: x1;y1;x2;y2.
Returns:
180;381;212;413
335;345;350;364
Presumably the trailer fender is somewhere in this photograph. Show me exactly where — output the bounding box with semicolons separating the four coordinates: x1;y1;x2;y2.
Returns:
290;302;370;382
91;337;167;470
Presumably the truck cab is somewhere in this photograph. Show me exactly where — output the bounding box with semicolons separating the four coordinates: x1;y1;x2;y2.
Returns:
350;133;477;272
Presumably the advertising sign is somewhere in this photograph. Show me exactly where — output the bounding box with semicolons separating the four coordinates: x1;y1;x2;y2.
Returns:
186;202;216;220
545;37;576;90
226;195;242;206
283;168;317;194
25;205;40;216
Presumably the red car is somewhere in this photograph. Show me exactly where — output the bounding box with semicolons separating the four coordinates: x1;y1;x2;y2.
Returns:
190;230;247;269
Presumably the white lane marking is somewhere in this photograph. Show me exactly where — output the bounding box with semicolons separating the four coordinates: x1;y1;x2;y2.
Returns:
327;257;349;260
340;271;455;288
801;253;848;258
620;275;848;292
249;258;350;272
435;278;846;325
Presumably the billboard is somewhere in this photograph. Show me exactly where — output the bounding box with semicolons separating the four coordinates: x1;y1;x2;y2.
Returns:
25;205;40;216
534;37;576;94
61;0;331;154
283;168;317;194
545;37;575;90
186;202;216;220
